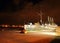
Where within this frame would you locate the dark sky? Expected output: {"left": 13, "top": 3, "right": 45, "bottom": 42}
{"left": 0, "top": 0, "right": 60, "bottom": 25}
{"left": 0, "top": 0, "right": 42, "bottom": 12}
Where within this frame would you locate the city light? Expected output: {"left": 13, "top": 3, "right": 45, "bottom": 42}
{"left": 24, "top": 14, "right": 58, "bottom": 36}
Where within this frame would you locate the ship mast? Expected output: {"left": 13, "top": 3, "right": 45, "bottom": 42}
{"left": 37, "top": 11, "right": 43, "bottom": 25}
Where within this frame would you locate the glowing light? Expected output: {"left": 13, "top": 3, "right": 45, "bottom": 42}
{"left": 27, "top": 31, "right": 57, "bottom": 36}
{"left": 40, "top": 32, "right": 56, "bottom": 35}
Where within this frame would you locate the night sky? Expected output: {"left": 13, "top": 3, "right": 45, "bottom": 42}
{"left": 0, "top": 0, "right": 60, "bottom": 25}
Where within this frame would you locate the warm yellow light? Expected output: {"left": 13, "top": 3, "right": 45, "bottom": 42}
{"left": 27, "top": 31, "right": 57, "bottom": 36}
{"left": 40, "top": 32, "right": 56, "bottom": 35}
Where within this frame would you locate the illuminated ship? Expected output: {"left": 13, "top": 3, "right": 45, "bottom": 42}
{"left": 24, "top": 11, "right": 58, "bottom": 33}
